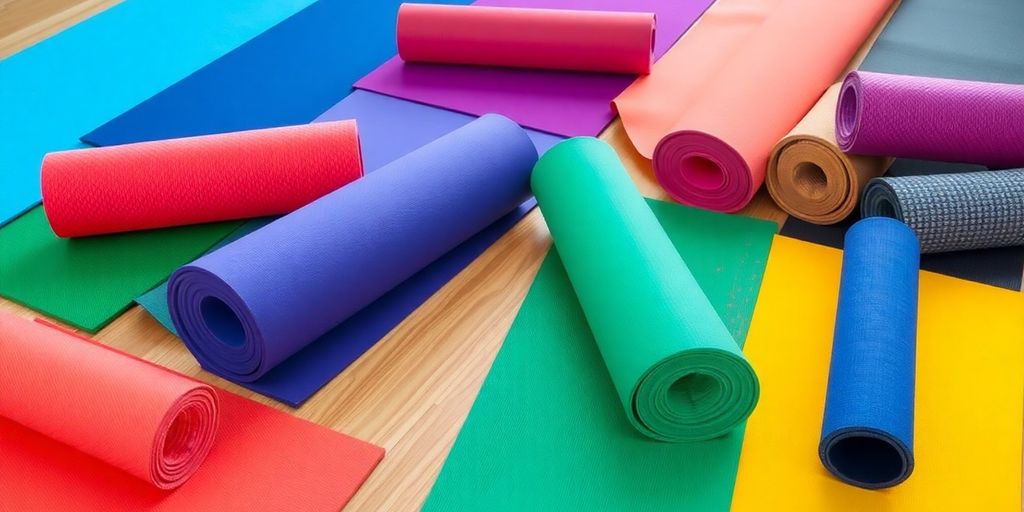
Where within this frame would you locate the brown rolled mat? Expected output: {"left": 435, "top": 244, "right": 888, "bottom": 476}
{"left": 766, "top": 84, "right": 892, "bottom": 225}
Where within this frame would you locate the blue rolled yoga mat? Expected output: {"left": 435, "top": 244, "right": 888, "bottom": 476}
{"left": 168, "top": 114, "right": 535, "bottom": 397}
{"left": 820, "top": 217, "right": 919, "bottom": 489}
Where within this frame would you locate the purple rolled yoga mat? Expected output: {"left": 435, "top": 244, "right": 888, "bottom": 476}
{"left": 837, "top": 71, "right": 1024, "bottom": 167}
{"left": 167, "top": 114, "right": 535, "bottom": 382}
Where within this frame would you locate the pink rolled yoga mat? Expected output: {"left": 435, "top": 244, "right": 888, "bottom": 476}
{"left": 837, "top": 71, "right": 1024, "bottom": 167}
{"left": 397, "top": 3, "right": 654, "bottom": 74}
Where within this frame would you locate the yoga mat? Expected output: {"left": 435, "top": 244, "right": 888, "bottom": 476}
{"left": 766, "top": 84, "right": 892, "bottom": 225}
{"left": 648, "top": 0, "right": 891, "bottom": 213}
{"left": 0, "top": 207, "right": 241, "bottom": 332}
{"left": 135, "top": 92, "right": 560, "bottom": 404}
{"left": 0, "top": 311, "right": 218, "bottom": 490}
{"left": 168, "top": 114, "right": 536, "bottom": 402}
{"left": 533, "top": 138, "right": 758, "bottom": 441}
{"left": 82, "top": 0, "right": 473, "bottom": 147}
{"left": 730, "top": 236, "right": 1024, "bottom": 510}
{"left": 0, "top": 313, "right": 384, "bottom": 511}
{"left": 862, "top": 170, "right": 1024, "bottom": 253}
{"left": 44, "top": 121, "right": 362, "bottom": 237}
{"left": 780, "top": 0, "right": 1024, "bottom": 290}
{"left": 397, "top": 4, "right": 655, "bottom": 74}
{"left": 424, "top": 201, "right": 776, "bottom": 510}
{"left": 356, "top": 0, "right": 714, "bottom": 137}
{"left": 0, "top": 0, "right": 314, "bottom": 225}
{"left": 820, "top": 218, "right": 918, "bottom": 489}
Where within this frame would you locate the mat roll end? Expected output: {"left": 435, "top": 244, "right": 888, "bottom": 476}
{"left": 652, "top": 130, "right": 752, "bottom": 213}
{"left": 153, "top": 385, "right": 220, "bottom": 489}
{"left": 835, "top": 71, "right": 863, "bottom": 152}
{"left": 819, "top": 427, "right": 914, "bottom": 490}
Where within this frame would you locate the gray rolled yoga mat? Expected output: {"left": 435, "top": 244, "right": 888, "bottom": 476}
{"left": 862, "top": 170, "right": 1024, "bottom": 253}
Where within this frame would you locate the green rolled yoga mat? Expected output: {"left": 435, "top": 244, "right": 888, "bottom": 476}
{"left": 532, "top": 137, "right": 759, "bottom": 442}
{"left": 424, "top": 196, "right": 775, "bottom": 510}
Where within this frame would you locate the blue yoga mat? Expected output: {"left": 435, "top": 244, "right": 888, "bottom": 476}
{"left": 81, "top": 0, "right": 473, "bottom": 147}
{"left": 0, "top": 0, "right": 314, "bottom": 225}
{"left": 820, "top": 217, "right": 919, "bottom": 489}
{"left": 135, "top": 91, "right": 561, "bottom": 405}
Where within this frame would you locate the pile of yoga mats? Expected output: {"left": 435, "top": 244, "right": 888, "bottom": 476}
{"left": 778, "top": 0, "right": 1024, "bottom": 290}
{"left": 424, "top": 207, "right": 776, "bottom": 506}
{"left": 729, "top": 236, "right": 1024, "bottom": 510}
{"left": 355, "top": 0, "right": 715, "bottom": 138}
{"left": 0, "top": 0, "right": 315, "bottom": 225}
{"left": 152, "top": 105, "right": 559, "bottom": 406}
{"left": 0, "top": 312, "right": 384, "bottom": 511}
{"left": 83, "top": 0, "right": 473, "bottom": 146}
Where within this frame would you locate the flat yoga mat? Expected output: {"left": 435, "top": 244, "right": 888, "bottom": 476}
{"left": 780, "top": 0, "right": 1024, "bottom": 290}
{"left": 820, "top": 218, "right": 918, "bottom": 489}
{"left": 135, "top": 93, "right": 561, "bottom": 399}
{"left": 397, "top": 4, "right": 655, "bottom": 74}
{"left": 43, "top": 122, "right": 362, "bottom": 237}
{"left": 837, "top": 71, "right": 1024, "bottom": 166}
{"left": 862, "top": 170, "right": 1024, "bottom": 253}
{"left": 0, "top": 0, "right": 314, "bottom": 225}
{"left": 356, "top": 0, "right": 714, "bottom": 137}
{"left": 424, "top": 201, "right": 776, "bottom": 510}
{"left": 533, "top": 138, "right": 758, "bottom": 441}
{"left": 168, "top": 114, "right": 538, "bottom": 404}
{"left": 82, "top": 0, "right": 472, "bottom": 147}
{"left": 730, "top": 236, "right": 1024, "bottom": 510}
{"left": 646, "top": 0, "right": 891, "bottom": 212}
{"left": 0, "top": 312, "right": 384, "bottom": 511}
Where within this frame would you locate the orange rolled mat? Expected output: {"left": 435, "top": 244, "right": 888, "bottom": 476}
{"left": 396, "top": 4, "right": 655, "bottom": 74}
{"left": 0, "top": 311, "right": 218, "bottom": 490}
{"left": 41, "top": 120, "right": 363, "bottom": 237}
{"left": 614, "top": 0, "right": 892, "bottom": 212}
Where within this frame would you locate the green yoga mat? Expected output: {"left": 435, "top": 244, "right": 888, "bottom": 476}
{"left": 0, "top": 207, "right": 239, "bottom": 331}
{"left": 424, "top": 143, "right": 775, "bottom": 509}
{"left": 532, "top": 138, "right": 759, "bottom": 441}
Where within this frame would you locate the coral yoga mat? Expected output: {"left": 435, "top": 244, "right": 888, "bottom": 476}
{"left": 43, "top": 121, "right": 361, "bottom": 237}
{"left": 0, "top": 311, "right": 384, "bottom": 511}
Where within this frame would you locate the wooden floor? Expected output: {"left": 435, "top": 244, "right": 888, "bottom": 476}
{"left": 0, "top": 2, "right": 1017, "bottom": 510}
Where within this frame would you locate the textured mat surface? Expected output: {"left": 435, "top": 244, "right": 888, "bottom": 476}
{"left": 731, "top": 236, "right": 1024, "bottom": 510}
{"left": 82, "top": 0, "right": 471, "bottom": 147}
{"left": 356, "top": 0, "right": 713, "bottom": 137}
{"left": 819, "top": 218, "right": 918, "bottom": 489}
{"left": 0, "top": 0, "right": 314, "bottom": 224}
{"left": 44, "top": 122, "right": 361, "bottom": 237}
{"left": 423, "top": 201, "right": 775, "bottom": 510}
{"left": 0, "top": 314, "right": 384, "bottom": 511}
{"left": 862, "top": 170, "right": 1024, "bottom": 253}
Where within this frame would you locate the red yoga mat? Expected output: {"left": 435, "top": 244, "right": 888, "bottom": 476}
{"left": 41, "top": 120, "right": 363, "bottom": 238}
{"left": 396, "top": 3, "right": 655, "bottom": 74}
{"left": 0, "top": 311, "right": 384, "bottom": 511}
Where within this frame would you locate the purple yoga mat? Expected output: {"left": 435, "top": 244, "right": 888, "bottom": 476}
{"left": 837, "top": 71, "right": 1024, "bottom": 167}
{"left": 167, "top": 114, "right": 535, "bottom": 385}
{"left": 355, "top": 0, "right": 713, "bottom": 137}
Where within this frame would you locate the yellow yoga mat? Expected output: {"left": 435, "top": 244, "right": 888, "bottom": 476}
{"left": 732, "top": 236, "right": 1023, "bottom": 510}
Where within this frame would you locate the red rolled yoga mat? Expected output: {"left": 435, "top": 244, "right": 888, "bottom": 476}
{"left": 41, "top": 121, "right": 363, "bottom": 237}
{"left": 396, "top": 3, "right": 655, "bottom": 74}
{"left": 836, "top": 71, "right": 1024, "bottom": 167}
{"left": 0, "top": 310, "right": 384, "bottom": 511}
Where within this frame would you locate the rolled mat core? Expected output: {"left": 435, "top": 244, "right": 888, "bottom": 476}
{"left": 168, "top": 114, "right": 536, "bottom": 384}
{"left": 0, "top": 311, "right": 218, "bottom": 490}
{"left": 532, "top": 137, "right": 758, "bottom": 441}
{"left": 819, "top": 217, "right": 918, "bottom": 489}
{"left": 41, "top": 121, "right": 363, "bottom": 237}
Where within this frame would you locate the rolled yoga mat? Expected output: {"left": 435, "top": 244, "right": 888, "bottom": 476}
{"left": 397, "top": 3, "right": 654, "bottom": 74}
{"left": 0, "top": 310, "right": 218, "bottom": 490}
{"left": 820, "top": 217, "right": 918, "bottom": 489}
{"left": 837, "top": 71, "right": 1024, "bottom": 167}
{"left": 650, "top": 0, "right": 891, "bottom": 213}
{"left": 532, "top": 137, "right": 758, "bottom": 441}
{"left": 861, "top": 170, "right": 1024, "bottom": 253}
{"left": 168, "top": 114, "right": 535, "bottom": 385}
{"left": 42, "top": 121, "right": 362, "bottom": 238}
